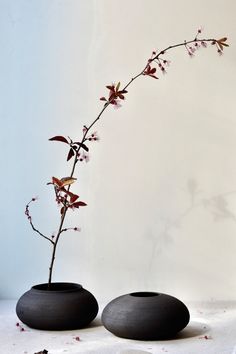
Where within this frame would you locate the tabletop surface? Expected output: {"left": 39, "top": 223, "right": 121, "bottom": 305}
{"left": 0, "top": 300, "right": 236, "bottom": 354}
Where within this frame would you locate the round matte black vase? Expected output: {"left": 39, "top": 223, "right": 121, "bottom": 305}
{"left": 102, "top": 291, "right": 190, "bottom": 340}
{"left": 16, "top": 282, "right": 98, "bottom": 330}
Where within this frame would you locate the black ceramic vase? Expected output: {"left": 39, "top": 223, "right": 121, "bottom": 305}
{"left": 16, "top": 282, "right": 98, "bottom": 330}
{"left": 102, "top": 291, "right": 190, "bottom": 340}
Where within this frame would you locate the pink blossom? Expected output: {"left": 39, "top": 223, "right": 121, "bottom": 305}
{"left": 83, "top": 153, "right": 89, "bottom": 162}
{"left": 201, "top": 41, "right": 207, "bottom": 48}
{"left": 87, "top": 132, "right": 100, "bottom": 141}
{"left": 113, "top": 99, "right": 122, "bottom": 109}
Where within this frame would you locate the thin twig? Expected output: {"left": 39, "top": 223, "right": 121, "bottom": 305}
{"left": 40, "top": 33, "right": 228, "bottom": 286}
{"left": 29, "top": 219, "right": 54, "bottom": 244}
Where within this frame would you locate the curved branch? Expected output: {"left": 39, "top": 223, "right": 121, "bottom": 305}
{"left": 47, "top": 33, "right": 228, "bottom": 286}
{"left": 29, "top": 219, "right": 55, "bottom": 245}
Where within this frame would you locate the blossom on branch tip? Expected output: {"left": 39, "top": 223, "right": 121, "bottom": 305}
{"left": 25, "top": 197, "right": 39, "bottom": 222}
{"left": 82, "top": 153, "right": 90, "bottom": 162}
{"left": 83, "top": 125, "right": 88, "bottom": 134}
{"left": 77, "top": 152, "right": 89, "bottom": 162}
{"left": 211, "top": 37, "right": 229, "bottom": 56}
{"left": 30, "top": 196, "right": 39, "bottom": 202}
{"left": 87, "top": 131, "right": 100, "bottom": 142}
{"left": 113, "top": 99, "right": 122, "bottom": 109}
{"left": 100, "top": 82, "right": 128, "bottom": 107}
{"left": 185, "top": 43, "right": 195, "bottom": 58}
{"left": 216, "top": 37, "right": 229, "bottom": 50}
{"left": 195, "top": 26, "right": 204, "bottom": 39}
{"left": 163, "top": 59, "right": 171, "bottom": 66}
{"left": 61, "top": 227, "right": 81, "bottom": 233}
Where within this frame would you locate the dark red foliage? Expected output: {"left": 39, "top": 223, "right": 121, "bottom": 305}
{"left": 72, "top": 201, "right": 87, "bottom": 208}
{"left": 49, "top": 176, "right": 87, "bottom": 214}
{"left": 70, "top": 194, "right": 79, "bottom": 204}
{"left": 49, "top": 136, "right": 69, "bottom": 144}
{"left": 100, "top": 82, "right": 128, "bottom": 106}
{"left": 143, "top": 64, "right": 158, "bottom": 79}
{"left": 67, "top": 148, "right": 75, "bottom": 161}
{"left": 49, "top": 135, "right": 89, "bottom": 164}
{"left": 73, "top": 142, "right": 89, "bottom": 152}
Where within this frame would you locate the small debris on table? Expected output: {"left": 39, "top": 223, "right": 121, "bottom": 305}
{"left": 16, "top": 322, "right": 25, "bottom": 332}
{"left": 199, "top": 335, "right": 212, "bottom": 340}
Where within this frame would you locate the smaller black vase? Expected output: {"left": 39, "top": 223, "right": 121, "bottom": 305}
{"left": 102, "top": 291, "right": 190, "bottom": 340}
{"left": 16, "top": 282, "right": 98, "bottom": 330}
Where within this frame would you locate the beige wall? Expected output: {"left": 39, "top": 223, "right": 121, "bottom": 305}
{"left": 0, "top": 0, "right": 235, "bottom": 301}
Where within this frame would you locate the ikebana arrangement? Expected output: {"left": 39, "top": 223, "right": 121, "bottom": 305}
{"left": 16, "top": 29, "right": 228, "bottom": 337}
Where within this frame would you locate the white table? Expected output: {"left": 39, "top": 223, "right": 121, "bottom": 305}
{"left": 0, "top": 300, "right": 235, "bottom": 354}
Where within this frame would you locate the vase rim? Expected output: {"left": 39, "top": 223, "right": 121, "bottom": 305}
{"left": 129, "top": 291, "right": 160, "bottom": 297}
{"left": 31, "top": 282, "right": 83, "bottom": 293}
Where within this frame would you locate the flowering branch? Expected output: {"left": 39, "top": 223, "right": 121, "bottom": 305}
{"left": 25, "top": 29, "right": 229, "bottom": 288}
{"left": 25, "top": 198, "right": 54, "bottom": 244}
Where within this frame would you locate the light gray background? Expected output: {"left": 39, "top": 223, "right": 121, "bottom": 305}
{"left": 0, "top": 0, "right": 235, "bottom": 302}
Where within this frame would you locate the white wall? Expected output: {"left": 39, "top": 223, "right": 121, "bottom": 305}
{"left": 0, "top": 0, "right": 236, "bottom": 303}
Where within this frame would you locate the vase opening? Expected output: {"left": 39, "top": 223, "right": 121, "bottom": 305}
{"left": 130, "top": 291, "right": 160, "bottom": 297}
{"left": 32, "top": 282, "right": 82, "bottom": 292}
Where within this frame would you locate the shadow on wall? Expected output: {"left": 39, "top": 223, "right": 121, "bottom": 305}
{"left": 147, "top": 178, "right": 236, "bottom": 273}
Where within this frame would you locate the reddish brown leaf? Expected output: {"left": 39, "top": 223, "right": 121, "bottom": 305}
{"left": 70, "top": 193, "right": 79, "bottom": 204}
{"left": 73, "top": 142, "right": 89, "bottom": 152}
{"left": 116, "top": 82, "right": 121, "bottom": 91}
{"left": 73, "top": 201, "right": 87, "bottom": 208}
{"left": 67, "top": 148, "right": 75, "bottom": 161}
{"left": 217, "top": 37, "right": 228, "bottom": 43}
{"left": 216, "top": 37, "right": 229, "bottom": 50}
{"left": 106, "top": 85, "right": 115, "bottom": 91}
{"left": 143, "top": 65, "right": 158, "bottom": 79}
{"left": 60, "top": 206, "right": 65, "bottom": 215}
{"left": 60, "top": 177, "right": 77, "bottom": 187}
{"left": 149, "top": 67, "right": 157, "bottom": 74}
{"left": 52, "top": 177, "right": 63, "bottom": 187}
{"left": 217, "top": 41, "right": 224, "bottom": 51}
{"left": 67, "top": 190, "right": 76, "bottom": 198}
{"left": 49, "top": 136, "right": 68, "bottom": 144}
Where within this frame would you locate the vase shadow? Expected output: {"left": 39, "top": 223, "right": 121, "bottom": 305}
{"left": 87, "top": 317, "right": 103, "bottom": 328}
{"left": 173, "top": 321, "right": 210, "bottom": 340}
{"left": 137, "top": 321, "right": 210, "bottom": 341}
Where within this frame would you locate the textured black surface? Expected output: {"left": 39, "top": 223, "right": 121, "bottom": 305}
{"left": 102, "top": 291, "right": 190, "bottom": 340}
{"left": 16, "top": 282, "right": 99, "bottom": 330}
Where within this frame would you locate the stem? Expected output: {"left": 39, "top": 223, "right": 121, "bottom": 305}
{"left": 48, "top": 208, "right": 67, "bottom": 286}
{"left": 47, "top": 35, "right": 218, "bottom": 287}
{"left": 29, "top": 219, "right": 54, "bottom": 244}
{"left": 25, "top": 202, "right": 54, "bottom": 244}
